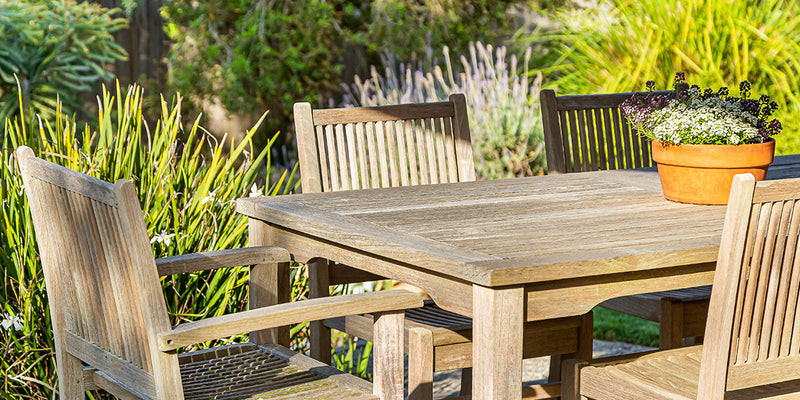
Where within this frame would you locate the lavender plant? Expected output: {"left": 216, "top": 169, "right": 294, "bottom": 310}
{"left": 621, "top": 73, "right": 782, "bottom": 146}
{"left": 342, "top": 41, "right": 546, "bottom": 178}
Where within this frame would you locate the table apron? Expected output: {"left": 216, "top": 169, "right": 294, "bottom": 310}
{"left": 258, "top": 221, "right": 717, "bottom": 322}
{"left": 524, "top": 262, "right": 716, "bottom": 320}
{"left": 263, "top": 223, "right": 475, "bottom": 317}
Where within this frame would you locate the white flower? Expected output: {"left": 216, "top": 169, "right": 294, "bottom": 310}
{"left": 200, "top": 189, "right": 217, "bottom": 205}
{"left": 150, "top": 231, "right": 176, "bottom": 246}
{"left": 249, "top": 183, "right": 263, "bottom": 198}
{"left": 2, "top": 313, "right": 23, "bottom": 331}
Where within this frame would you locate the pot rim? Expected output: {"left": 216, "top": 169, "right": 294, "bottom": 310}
{"left": 651, "top": 138, "right": 775, "bottom": 169}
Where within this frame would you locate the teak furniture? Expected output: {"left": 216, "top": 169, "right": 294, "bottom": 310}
{"left": 16, "top": 146, "right": 422, "bottom": 400}
{"left": 237, "top": 154, "right": 800, "bottom": 400}
{"left": 294, "top": 94, "right": 592, "bottom": 399}
{"left": 563, "top": 174, "right": 800, "bottom": 400}
{"left": 540, "top": 88, "right": 711, "bottom": 349}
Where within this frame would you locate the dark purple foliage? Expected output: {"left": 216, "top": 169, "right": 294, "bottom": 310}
{"left": 623, "top": 72, "right": 782, "bottom": 141}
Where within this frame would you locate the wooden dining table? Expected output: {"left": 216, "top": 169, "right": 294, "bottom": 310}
{"left": 236, "top": 154, "right": 800, "bottom": 399}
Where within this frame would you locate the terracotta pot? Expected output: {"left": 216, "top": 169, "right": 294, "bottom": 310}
{"left": 651, "top": 138, "right": 775, "bottom": 204}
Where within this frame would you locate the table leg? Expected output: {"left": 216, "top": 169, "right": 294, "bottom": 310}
{"left": 472, "top": 284, "right": 524, "bottom": 400}
{"left": 248, "top": 219, "right": 290, "bottom": 346}
{"left": 309, "top": 259, "right": 332, "bottom": 364}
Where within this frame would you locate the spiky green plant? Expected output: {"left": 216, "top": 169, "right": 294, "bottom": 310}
{"left": 0, "top": 82, "right": 300, "bottom": 397}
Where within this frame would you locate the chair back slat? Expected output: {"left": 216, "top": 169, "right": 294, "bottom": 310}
{"left": 376, "top": 122, "right": 396, "bottom": 187}
{"left": 697, "top": 175, "right": 800, "bottom": 397}
{"left": 295, "top": 94, "right": 475, "bottom": 193}
{"left": 541, "top": 89, "right": 669, "bottom": 174}
{"left": 17, "top": 147, "right": 181, "bottom": 398}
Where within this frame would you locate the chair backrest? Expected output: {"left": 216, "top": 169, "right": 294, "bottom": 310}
{"left": 16, "top": 147, "right": 182, "bottom": 399}
{"left": 698, "top": 173, "right": 800, "bottom": 398}
{"left": 294, "top": 93, "right": 475, "bottom": 193}
{"left": 540, "top": 89, "right": 671, "bottom": 174}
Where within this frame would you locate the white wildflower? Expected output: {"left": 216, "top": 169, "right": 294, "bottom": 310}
{"left": 2, "top": 313, "right": 23, "bottom": 331}
{"left": 200, "top": 189, "right": 217, "bottom": 205}
{"left": 150, "top": 231, "right": 175, "bottom": 246}
{"left": 649, "top": 98, "right": 759, "bottom": 145}
{"left": 249, "top": 183, "right": 263, "bottom": 198}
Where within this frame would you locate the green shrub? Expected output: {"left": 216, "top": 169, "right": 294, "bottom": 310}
{"left": 518, "top": 0, "right": 800, "bottom": 154}
{"left": 0, "top": 0, "right": 127, "bottom": 127}
{"left": 364, "top": 1, "right": 515, "bottom": 62}
{"left": 160, "top": 1, "right": 516, "bottom": 139}
{"left": 0, "top": 83, "right": 299, "bottom": 397}
{"left": 161, "top": 0, "right": 351, "bottom": 132}
{"left": 343, "top": 41, "right": 546, "bottom": 178}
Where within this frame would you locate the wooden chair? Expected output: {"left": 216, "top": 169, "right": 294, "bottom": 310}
{"left": 295, "top": 94, "right": 594, "bottom": 399}
{"left": 562, "top": 173, "right": 800, "bottom": 400}
{"left": 16, "top": 146, "right": 422, "bottom": 400}
{"left": 540, "top": 88, "right": 710, "bottom": 349}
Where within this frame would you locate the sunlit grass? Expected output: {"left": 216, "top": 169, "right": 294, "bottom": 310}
{"left": 593, "top": 307, "right": 659, "bottom": 348}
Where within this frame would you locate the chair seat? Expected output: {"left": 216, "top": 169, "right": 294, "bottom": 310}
{"left": 580, "top": 345, "right": 703, "bottom": 400}
{"left": 599, "top": 286, "right": 712, "bottom": 322}
{"left": 179, "top": 343, "right": 376, "bottom": 400}
{"left": 326, "top": 300, "right": 586, "bottom": 369}
{"left": 579, "top": 345, "right": 800, "bottom": 400}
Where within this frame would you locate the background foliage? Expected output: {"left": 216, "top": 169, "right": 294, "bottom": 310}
{"left": 160, "top": 0, "right": 516, "bottom": 137}
{"left": 0, "top": 83, "right": 298, "bottom": 398}
{"left": 520, "top": 0, "right": 800, "bottom": 154}
{"left": 344, "top": 41, "right": 546, "bottom": 178}
{"left": 0, "top": 0, "right": 127, "bottom": 129}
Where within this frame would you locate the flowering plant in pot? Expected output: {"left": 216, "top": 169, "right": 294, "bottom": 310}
{"left": 620, "top": 72, "right": 782, "bottom": 204}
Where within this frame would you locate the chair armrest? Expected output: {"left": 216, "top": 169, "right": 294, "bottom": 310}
{"left": 157, "top": 289, "right": 423, "bottom": 351}
{"left": 155, "top": 246, "right": 291, "bottom": 276}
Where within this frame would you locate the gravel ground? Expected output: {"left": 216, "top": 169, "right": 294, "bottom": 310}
{"left": 431, "top": 339, "right": 656, "bottom": 398}
{"left": 336, "top": 339, "right": 656, "bottom": 399}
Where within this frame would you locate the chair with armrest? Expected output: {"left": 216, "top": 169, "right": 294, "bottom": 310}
{"left": 16, "top": 145, "right": 421, "bottom": 400}
{"left": 540, "top": 88, "right": 710, "bottom": 349}
{"left": 562, "top": 173, "right": 800, "bottom": 400}
{"left": 294, "top": 94, "right": 594, "bottom": 399}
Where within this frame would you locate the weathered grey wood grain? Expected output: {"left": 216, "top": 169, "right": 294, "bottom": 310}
{"left": 238, "top": 156, "right": 800, "bottom": 399}
{"left": 17, "top": 146, "right": 413, "bottom": 400}
{"left": 569, "top": 174, "right": 800, "bottom": 400}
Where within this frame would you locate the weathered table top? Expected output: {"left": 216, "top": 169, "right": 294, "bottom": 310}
{"left": 238, "top": 154, "right": 800, "bottom": 286}
{"left": 237, "top": 154, "right": 800, "bottom": 400}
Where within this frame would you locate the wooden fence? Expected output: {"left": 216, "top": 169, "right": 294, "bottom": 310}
{"left": 91, "top": 0, "right": 167, "bottom": 88}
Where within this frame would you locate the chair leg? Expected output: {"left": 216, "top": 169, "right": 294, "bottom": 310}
{"left": 685, "top": 335, "right": 703, "bottom": 345}
{"left": 552, "top": 311, "right": 594, "bottom": 384}
{"left": 459, "top": 368, "right": 473, "bottom": 397}
{"left": 408, "top": 327, "right": 434, "bottom": 400}
{"left": 374, "top": 311, "right": 405, "bottom": 400}
{"left": 577, "top": 312, "right": 594, "bottom": 361}
{"left": 58, "top": 349, "right": 86, "bottom": 399}
{"left": 560, "top": 358, "right": 588, "bottom": 400}
{"left": 659, "top": 298, "right": 684, "bottom": 349}
{"left": 309, "top": 260, "right": 332, "bottom": 364}
{"left": 548, "top": 355, "right": 562, "bottom": 383}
